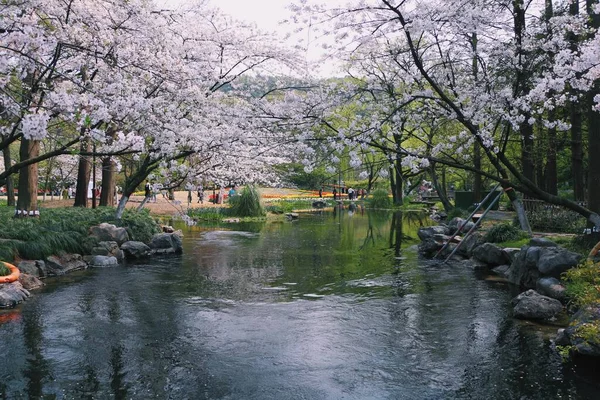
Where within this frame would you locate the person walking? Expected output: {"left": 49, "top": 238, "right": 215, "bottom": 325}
{"left": 333, "top": 188, "right": 337, "bottom": 200}
{"left": 197, "top": 186, "right": 204, "bottom": 204}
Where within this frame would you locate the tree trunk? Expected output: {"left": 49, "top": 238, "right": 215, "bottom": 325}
{"left": 471, "top": 32, "right": 482, "bottom": 202}
{"left": 2, "top": 146, "right": 15, "bottom": 206}
{"left": 430, "top": 165, "right": 453, "bottom": 212}
{"left": 570, "top": 0, "right": 584, "bottom": 201}
{"left": 99, "top": 157, "right": 116, "bottom": 206}
{"left": 73, "top": 140, "right": 91, "bottom": 207}
{"left": 393, "top": 157, "right": 403, "bottom": 205}
{"left": 16, "top": 139, "right": 40, "bottom": 216}
{"left": 544, "top": 123, "right": 558, "bottom": 195}
{"left": 389, "top": 166, "right": 397, "bottom": 204}
{"left": 587, "top": 0, "right": 600, "bottom": 220}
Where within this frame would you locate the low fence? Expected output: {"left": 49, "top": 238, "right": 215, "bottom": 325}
{"left": 521, "top": 198, "right": 587, "bottom": 233}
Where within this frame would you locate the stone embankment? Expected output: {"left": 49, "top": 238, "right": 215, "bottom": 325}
{"left": 418, "top": 217, "right": 599, "bottom": 358}
{"left": 0, "top": 223, "right": 182, "bottom": 309}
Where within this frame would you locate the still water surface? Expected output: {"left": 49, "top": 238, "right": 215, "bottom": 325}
{"left": 0, "top": 209, "right": 598, "bottom": 399}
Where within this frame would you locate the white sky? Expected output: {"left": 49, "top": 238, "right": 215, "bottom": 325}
{"left": 159, "top": 0, "right": 341, "bottom": 76}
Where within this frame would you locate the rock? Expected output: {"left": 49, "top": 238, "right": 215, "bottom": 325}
{"left": 512, "top": 289, "right": 563, "bottom": 320}
{"left": 537, "top": 247, "right": 582, "bottom": 277}
{"left": 223, "top": 218, "right": 240, "bottom": 223}
{"left": 312, "top": 200, "right": 327, "bottom": 208}
{"left": 417, "top": 226, "right": 449, "bottom": 241}
{"left": 561, "top": 305, "right": 600, "bottom": 357}
{"left": 457, "top": 232, "right": 484, "bottom": 258}
{"left": 17, "top": 260, "right": 47, "bottom": 278}
{"left": 286, "top": 213, "right": 299, "bottom": 220}
{"left": 0, "top": 281, "right": 30, "bottom": 308}
{"left": 121, "top": 241, "right": 152, "bottom": 259}
{"left": 45, "top": 254, "right": 87, "bottom": 276}
{"left": 18, "top": 274, "right": 44, "bottom": 290}
{"left": 149, "top": 232, "right": 183, "bottom": 254}
{"left": 536, "top": 277, "right": 567, "bottom": 302}
{"left": 492, "top": 264, "right": 510, "bottom": 278}
{"left": 89, "top": 256, "right": 118, "bottom": 267}
{"left": 448, "top": 217, "right": 475, "bottom": 233}
{"left": 506, "top": 246, "right": 540, "bottom": 289}
{"left": 89, "top": 223, "right": 129, "bottom": 246}
{"left": 529, "top": 237, "right": 557, "bottom": 247}
{"left": 91, "top": 241, "right": 124, "bottom": 262}
{"left": 418, "top": 238, "right": 442, "bottom": 257}
{"left": 502, "top": 248, "right": 521, "bottom": 264}
{"left": 162, "top": 225, "right": 175, "bottom": 233}
{"left": 472, "top": 243, "right": 507, "bottom": 266}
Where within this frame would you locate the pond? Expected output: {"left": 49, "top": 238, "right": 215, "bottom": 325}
{"left": 0, "top": 208, "right": 598, "bottom": 399}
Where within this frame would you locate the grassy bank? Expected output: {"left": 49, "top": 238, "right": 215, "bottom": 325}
{"left": 0, "top": 207, "right": 160, "bottom": 261}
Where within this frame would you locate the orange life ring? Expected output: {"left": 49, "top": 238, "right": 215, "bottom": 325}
{"left": 0, "top": 262, "right": 20, "bottom": 284}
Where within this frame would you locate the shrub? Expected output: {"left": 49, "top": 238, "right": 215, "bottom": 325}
{"left": 526, "top": 207, "right": 587, "bottom": 234}
{"left": 484, "top": 223, "right": 529, "bottom": 243}
{"left": 0, "top": 263, "right": 9, "bottom": 276}
{"left": 228, "top": 185, "right": 265, "bottom": 217}
{"left": 367, "top": 189, "right": 392, "bottom": 209}
{"left": 0, "top": 207, "right": 160, "bottom": 261}
{"left": 563, "top": 260, "right": 600, "bottom": 307}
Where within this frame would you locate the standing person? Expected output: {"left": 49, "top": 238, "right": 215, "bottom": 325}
{"left": 197, "top": 186, "right": 204, "bottom": 204}
{"left": 187, "top": 190, "right": 192, "bottom": 206}
{"left": 348, "top": 187, "right": 354, "bottom": 200}
{"left": 333, "top": 187, "right": 337, "bottom": 200}
{"left": 219, "top": 186, "right": 225, "bottom": 204}
{"left": 319, "top": 187, "right": 323, "bottom": 198}
{"left": 144, "top": 181, "right": 151, "bottom": 200}
{"left": 228, "top": 186, "right": 236, "bottom": 199}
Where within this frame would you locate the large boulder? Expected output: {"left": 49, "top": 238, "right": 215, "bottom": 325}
{"left": 560, "top": 305, "right": 600, "bottom": 357}
{"left": 512, "top": 289, "right": 563, "bottom": 320}
{"left": 45, "top": 254, "right": 87, "bottom": 276}
{"left": 502, "top": 248, "right": 522, "bottom": 264}
{"left": 149, "top": 232, "right": 183, "bottom": 255}
{"left": 0, "top": 281, "right": 30, "bottom": 308}
{"left": 18, "top": 274, "right": 44, "bottom": 290}
{"left": 537, "top": 247, "right": 582, "bottom": 277}
{"left": 121, "top": 241, "right": 152, "bottom": 260}
{"left": 529, "top": 237, "right": 557, "bottom": 247}
{"left": 536, "top": 277, "right": 566, "bottom": 302}
{"left": 91, "top": 241, "right": 124, "bottom": 262}
{"left": 457, "top": 232, "right": 484, "bottom": 258}
{"left": 17, "top": 260, "right": 47, "bottom": 278}
{"left": 418, "top": 238, "right": 442, "bottom": 257}
{"left": 417, "top": 226, "right": 449, "bottom": 241}
{"left": 89, "top": 223, "right": 129, "bottom": 246}
{"left": 472, "top": 243, "right": 507, "bottom": 266}
{"left": 448, "top": 217, "right": 475, "bottom": 233}
{"left": 88, "top": 256, "right": 118, "bottom": 268}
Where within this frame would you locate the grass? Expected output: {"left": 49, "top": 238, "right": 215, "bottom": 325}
{"left": 0, "top": 262, "right": 9, "bottom": 276}
{"left": 0, "top": 206, "right": 160, "bottom": 261}
{"left": 228, "top": 185, "right": 265, "bottom": 217}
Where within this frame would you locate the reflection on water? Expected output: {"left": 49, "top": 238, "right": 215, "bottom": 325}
{"left": 0, "top": 209, "right": 599, "bottom": 399}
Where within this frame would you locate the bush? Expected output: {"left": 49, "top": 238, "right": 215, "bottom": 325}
{"left": 367, "top": 189, "right": 392, "bottom": 209}
{"left": 484, "top": 223, "right": 529, "bottom": 243}
{"left": 526, "top": 207, "right": 587, "bottom": 234}
{"left": 446, "top": 207, "right": 467, "bottom": 220}
{"left": 0, "top": 263, "right": 9, "bottom": 276}
{"left": 0, "top": 206, "right": 160, "bottom": 261}
{"left": 563, "top": 260, "right": 600, "bottom": 307}
{"left": 227, "top": 185, "right": 265, "bottom": 217}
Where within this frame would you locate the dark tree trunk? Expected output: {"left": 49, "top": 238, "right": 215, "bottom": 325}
{"left": 587, "top": 0, "right": 600, "bottom": 216}
{"left": 99, "top": 157, "right": 116, "bottom": 206}
{"left": 570, "top": 0, "right": 584, "bottom": 201}
{"left": 16, "top": 139, "right": 40, "bottom": 216}
{"left": 430, "top": 165, "right": 453, "bottom": 212}
{"left": 2, "top": 146, "right": 15, "bottom": 206}
{"left": 74, "top": 140, "right": 91, "bottom": 207}
{"left": 471, "top": 33, "right": 482, "bottom": 202}
{"left": 393, "top": 156, "right": 403, "bottom": 205}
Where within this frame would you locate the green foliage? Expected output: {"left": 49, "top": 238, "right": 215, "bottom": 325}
{"left": 446, "top": 208, "right": 467, "bottom": 220}
{"left": 0, "top": 206, "right": 160, "bottom": 261}
{"left": 563, "top": 260, "right": 600, "bottom": 307}
{"left": 187, "top": 207, "right": 227, "bottom": 221}
{"left": 526, "top": 208, "right": 587, "bottom": 234}
{"left": 275, "top": 163, "right": 329, "bottom": 189}
{"left": 227, "top": 185, "right": 265, "bottom": 217}
{"left": 264, "top": 199, "right": 325, "bottom": 214}
{"left": 484, "top": 223, "right": 529, "bottom": 243}
{"left": 367, "top": 189, "right": 392, "bottom": 209}
{"left": 0, "top": 263, "right": 9, "bottom": 276}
